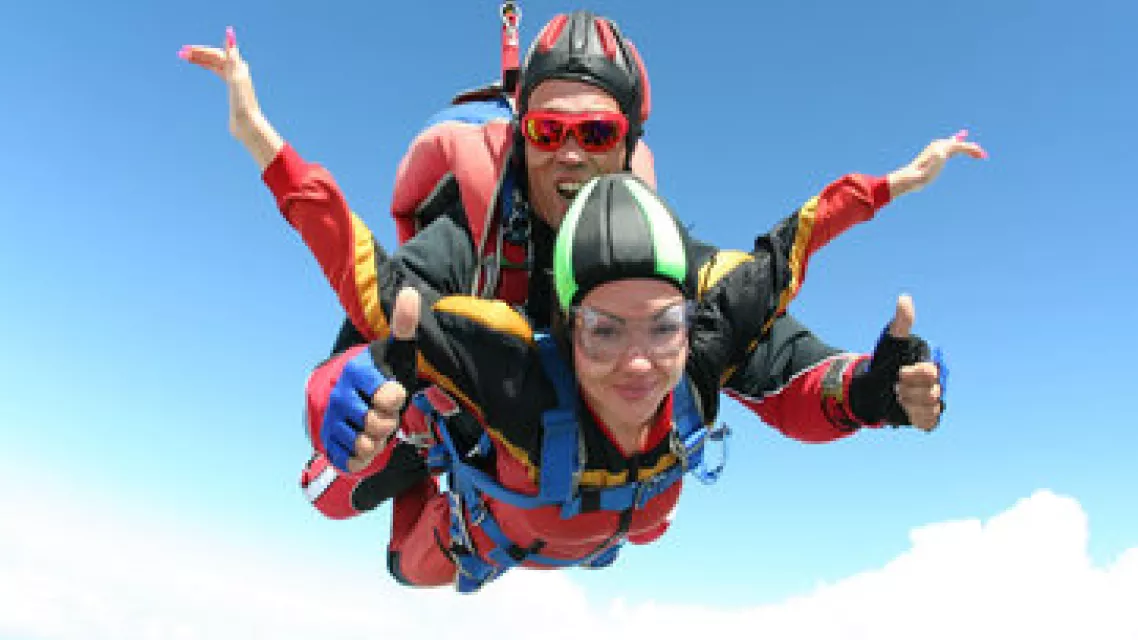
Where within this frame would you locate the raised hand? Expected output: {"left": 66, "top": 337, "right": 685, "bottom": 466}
{"left": 178, "top": 27, "right": 282, "bottom": 168}
{"left": 849, "top": 295, "right": 945, "bottom": 431}
{"left": 887, "top": 130, "right": 988, "bottom": 199}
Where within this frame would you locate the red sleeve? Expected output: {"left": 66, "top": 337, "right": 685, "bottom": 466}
{"left": 725, "top": 354, "right": 884, "bottom": 443}
{"left": 775, "top": 174, "right": 892, "bottom": 317}
{"left": 736, "top": 176, "right": 892, "bottom": 436}
{"left": 803, "top": 174, "right": 892, "bottom": 257}
{"left": 300, "top": 453, "right": 369, "bottom": 520}
{"left": 262, "top": 144, "right": 389, "bottom": 341}
{"left": 299, "top": 346, "right": 398, "bottom": 520}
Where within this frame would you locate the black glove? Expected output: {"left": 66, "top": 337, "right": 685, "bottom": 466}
{"left": 378, "top": 333, "right": 419, "bottom": 397}
{"left": 848, "top": 326, "right": 939, "bottom": 427}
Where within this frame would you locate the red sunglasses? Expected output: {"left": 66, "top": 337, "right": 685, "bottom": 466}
{"left": 521, "top": 110, "right": 629, "bottom": 153}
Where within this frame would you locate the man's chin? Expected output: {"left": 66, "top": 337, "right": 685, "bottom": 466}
{"left": 531, "top": 195, "right": 567, "bottom": 228}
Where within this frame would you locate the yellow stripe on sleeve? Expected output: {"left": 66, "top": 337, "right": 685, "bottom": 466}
{"left": 762, "top": 196, "right": 818, "bottom": 334}
{"left": 349, "top": 213, "right": 389, "bottom": 338}
{"left": 697, "top": 250, "right": 754, "bottom": 298}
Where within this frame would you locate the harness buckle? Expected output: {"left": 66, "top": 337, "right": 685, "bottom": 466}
{"left": 692, "top": 422, "right": 731, "bottom": 485}
{"left": 502, "top": 202, "right": 531, "bottom": 246}
{"left": 468, "top": 498, "right": 488, "bottom": 528}
{"left": 669, "top": 429, "right": 689, "bottom": 472}
{"left": 425, "top": 445, "right": 451, "bottom": 473}
{"left": 570, "top": 469, "right": 583, "bottom": 498}
{"left": 581, "top": 539, "right": 624, "bottom": 569}
{"left": 633, "top": 474, "right": 664, "bottom": 510}
{"left": 448, "top": 492, "right": 476, "bottom": 549}
{"left": 500, "top": 1, "right": 520, "bottom": 29}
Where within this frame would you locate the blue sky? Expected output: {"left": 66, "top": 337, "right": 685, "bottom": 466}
{"left": 2, "top": 0, "right": 1136, "bottom": 634}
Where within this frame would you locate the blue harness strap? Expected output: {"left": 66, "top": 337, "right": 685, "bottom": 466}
{"left": 672, "top": 377, "right": 731, "bottom": 485}
{"left": 417, "top": 333, "right": 731, "bottom": 592}
{"left": 533, "top": 334, "right": 582, "bottom": 503}
{"left": 555, "top": 376, "right": 730, "bottom": 517}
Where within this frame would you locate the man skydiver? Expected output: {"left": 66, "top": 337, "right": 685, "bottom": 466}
{"left": 180, "top": 12, "right": 982, "bottom": 579}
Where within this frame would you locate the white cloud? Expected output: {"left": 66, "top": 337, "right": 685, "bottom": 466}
{"left": 600, "top": 492, "right": 1138, "bottom": 639}
{"left": 1, "top": 479, "right": 1135, "bottom": 640}
{"left": 0, "top": 473, "right": 594, "bottom": 640}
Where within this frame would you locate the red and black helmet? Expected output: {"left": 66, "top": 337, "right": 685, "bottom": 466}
{"left": 517, "top": 11, "right": 652, "bottom": 144}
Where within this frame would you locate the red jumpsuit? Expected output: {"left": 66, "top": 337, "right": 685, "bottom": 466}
{"left": 266, "top": 137, "right": 894, "bottom": 586}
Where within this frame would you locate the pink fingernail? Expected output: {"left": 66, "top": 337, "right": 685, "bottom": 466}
{"left": 226, "top": 26, "right": 236, "bottom": 48}
{"left": 978, "top": 148, "right": 990, "bottom": 160}
{"left": 953, "top": 129, "right": 969, "bottom": 141}
{"left": 177, "top": 45, "right": 191, "bottom": 60}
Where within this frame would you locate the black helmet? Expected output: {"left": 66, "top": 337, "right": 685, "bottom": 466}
{"left": 517, "top": 11, "right": 652, "bottom": 145}
{"left": 553, "top": 173, "right": 692, "bottom": 311}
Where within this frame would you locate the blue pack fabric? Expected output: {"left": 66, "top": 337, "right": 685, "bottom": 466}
{"left": 421, "top": 96, "right": 513, "bottom": 129}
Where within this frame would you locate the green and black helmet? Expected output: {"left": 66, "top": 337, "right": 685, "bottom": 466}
{"left": 553, "top": 173, "right": 694, "bottom": 311}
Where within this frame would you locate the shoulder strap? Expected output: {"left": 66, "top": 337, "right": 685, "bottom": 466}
{"left": 425, "top": 95, "right": 512, "bottom": 128}
{"left": 533, "top": 333, "right": 582, "bottom": 502}
{"left": 671, "top": 375, "right": 704, "bottom": 440}
{"left": 425, "top": 333, "right": 583, "bottom": 511}
{"left": 671, "top": 375, "right": 730, "bottom": 485}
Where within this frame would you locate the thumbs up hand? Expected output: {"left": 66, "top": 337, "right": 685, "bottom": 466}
{"left": 346, "top": 287, "right": 424, "bottom": 472}
{"left": 317, "top": 287, "right": 423, "bottom": 474}
{"left": 382, "top": 287, "right": 423, "bottom": 393}
{"left": 849, "top": 295, "right": 946, "bottom": 432}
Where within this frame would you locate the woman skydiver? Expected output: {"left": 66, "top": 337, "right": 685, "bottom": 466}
{"left": 356, "top": 172, "right": 947, "bottom": 591}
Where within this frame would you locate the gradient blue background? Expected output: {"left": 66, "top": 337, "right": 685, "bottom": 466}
{"left": 2, "top": 0, "right": 1134, "bottom": 606}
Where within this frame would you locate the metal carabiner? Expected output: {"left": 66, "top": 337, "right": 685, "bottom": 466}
{"left": 499, "top": 1, "right": 522, "bottom": 92}
{"left": 500, "top": 1, "right": 521, "bottom": 27}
